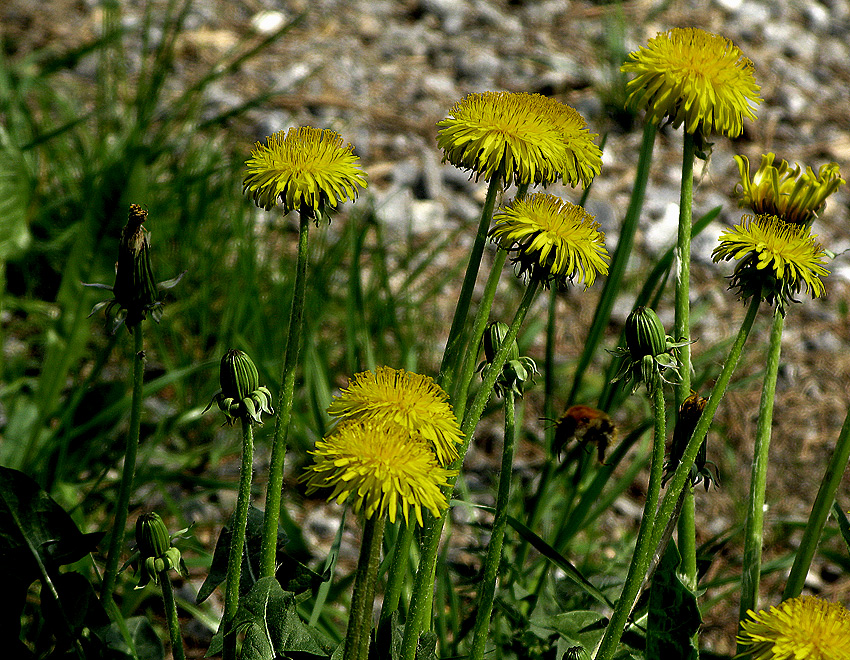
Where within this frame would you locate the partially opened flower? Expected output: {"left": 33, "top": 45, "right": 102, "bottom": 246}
{"left": 327, "top": 366, "right": 463, "bottom": 466}
{"left": 490, "top": 193, "right": 609, "bottom": 289}
{"left": 735, "top": 153, "right": 844, "bottom": 229}
{"left": 436, "top": 92, "right": 602, "bottom": 188}
{"left": 621, "top": 28, "right": 761, "bottom": 138}
{"left": 302, "top": 421, "right": 456, "bottom": 525}
{"left": 712, "top": 214, "right": 829, "bottom": 313}
{"left": 737, "top": 596, "right": 850, "bottom": 660}
{"left": 243, "top": 126, "right": 368, "bottom": 218}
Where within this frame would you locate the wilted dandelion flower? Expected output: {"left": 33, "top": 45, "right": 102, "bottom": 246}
{"left": 737, "top": 596, "right": 850, "bottom": 660}
{"left": 243, "top": 126, "right": 367, "bottom": 217}
{"left": 302, "top": 421, "right": 456, "bottom": 525}
{"left": 436, "top": 92, "right": 602, "bottom": 188}
{"left": 327, "top": 366, "right": 463, "bottom": 466}
{"left": 735, "top": 153, "right": 844, "bottom": 229}
{"left": 621, "top": 28, "right": 761, "bottom": 138}
{"left": 712, "top": 214, "right": 829, "bottom": 312}
{"left": 490, "top": 193, "right": 609, "bottom": 289}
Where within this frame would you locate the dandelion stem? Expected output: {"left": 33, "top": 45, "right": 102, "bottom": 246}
{"left": 783, "top": 402, "right": 850, "bottom": 600}
{"left": 676, "top": 130, "right": 697, "bottom": 591}
{"left": 593, "top": 381, "right": 666, "bottom": 660}
{"left": 261, "top": 206, "right": 311, "bottom": 578}
{"left": 469, "top": 389, "right": 517, "bottom": 660}
{"left": 344, "top": 514, "right": 386, "bottom": 660}
{"left": 738, "top": 307, "right": 784, "bottom": 641}
{"left": 437, "top": 173, "right": 502, "bottom": 395}
{"left": 401, "top": 280, "right": 540, "bottom": 660}
{"left": 101, "top": 323, "right": 145, "bottom": 604}
{"left": 159, "top": 570, "right": 187, "bottom": 660}
{"left": 379, "top": 519, "right": 414, "bottom": 623}
{"left": 223, "top": 419, "right": 255, "bottom": 660}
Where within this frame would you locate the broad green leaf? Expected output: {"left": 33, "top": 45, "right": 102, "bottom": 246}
{"left": 531, "top": 610, "right": 607, "bottom": 660}
{"left": 646, "top": 542, "right": 700, "bottom": 660}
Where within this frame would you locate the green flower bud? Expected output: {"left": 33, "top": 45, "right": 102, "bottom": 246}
{"left": 113, "top": 204, "right": 160, "bottom": 327}
{"left": 624, "top": 306, "right": 668, "bottom": 358}
{"left": 220, "top": 349, "right": 260, "bottom": 401}
{"left": 136, "top": 512, "right": 171, "bottom": 560}
{"left": 482, "top": 322, "right": 520, "bottom": 363}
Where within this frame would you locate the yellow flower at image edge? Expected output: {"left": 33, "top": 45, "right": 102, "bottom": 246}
{"left": 735, "top": 153, "right": 845, "bottom": 228}
{"left": 437, "top": 91, "right": 602, "bottom": 188}
{"left": 243, "top": 126, "right": 367, "bottom": 214}
{"left": 327, "top": 366, "right": 464, "bottom": 466}
{"left": 737, "top": 596, "right": 850, "bottom": 660}
{"left": 490, "top": 193, "right": 609, "bottom": 289}
{"left": 712, "top": 214, "right": 829, "bottom": 311}
{"left": 621, "top": 27, "right": 762, "bottom": 137}
{"left": 302, "top": 422, "right": 456, "bottom": 525}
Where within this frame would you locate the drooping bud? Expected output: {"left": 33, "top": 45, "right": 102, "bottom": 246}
{"left": 624, "top": 306, "right": 667, "bottom": 358}
{"left": 113, "top": 204, "right": 160, "bottom": 327}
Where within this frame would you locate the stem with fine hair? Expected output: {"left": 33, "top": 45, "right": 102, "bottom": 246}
{"left": 261, "top": 206, "right": 311, "bottom": 578}
{"left": 783, "top": 400, "right": 850, "bottom": 600}
{"left": 159, "top": 571, "right": 187, "bottom": 660}
{"left": 379, "top": 520, "right": 414, "bottom": 623}
{"left": 344, "top": 514, "right": 386, "bottom": 660}
{"left": 676, "top": 130, "right": 697, "bottom": 589}
{"left": 737, "top": 307, "right": 784, "bottom": 640}
{"left": 593, "top": 382, "right": 666, "bottom": 660}
{"left": 648, "top": 295, "right": 761, "bottom": 576}
{"left": 469, "top": 389, "right": 517, "bottom": 660}
{"left": 400, "top": 279, "right": 541, "bottom": 660}
{"left": 223, "top": 419, "right": 255, "bottom": 660}
{"left": 437, "top": 173, "right": 503, "bottom": 396}
{"left": 101, "top": 323, "right": 145, "bottom": 604}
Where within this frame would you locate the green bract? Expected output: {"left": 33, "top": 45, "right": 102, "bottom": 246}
{"left": 205, "top": 349, "right": 274, "bottom": 425}
{"left": 134, "top": 512, "right": 188, "bottom": 588}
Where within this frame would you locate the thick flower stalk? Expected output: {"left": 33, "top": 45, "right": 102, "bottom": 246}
{"left": 735, "top": 153, "right": 844, "bottom": 229}
{"left": 737, "top": 596, "right": 850, "bottom": 660}
{"left": 490, "top": 193, "right": 609, "bottom": 289}
{"left": 621, "top": 27, "right": 762, "bottom": 138}
{"left": 326, "top": 366, "right": 464, "bottom": 467}
{"left": 243, "top": 126, "right": 368, "bottom": 579}
{"left": 713, "top": 213, "right": 830, "bottom": 314}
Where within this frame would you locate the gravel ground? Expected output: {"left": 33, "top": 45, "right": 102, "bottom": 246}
{"left": 5, "top": 0, "right": 850, "bottom": 655}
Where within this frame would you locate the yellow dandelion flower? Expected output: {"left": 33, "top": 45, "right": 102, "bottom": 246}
{"left": 327, "top": 366, "right": 463, "bottom": 466}
{"left": 735, "top": 153, "right": 845, "bottom": 228}
{"left": 302, "top": 421, "right": 456, "bottom": 525}
{"left": 243, "top": 126, "right": 368, "bottom": 215}
{"left": 621, "top": 28, "right": 762, "bottom": 138}
{"left": 490, "top": 193, "right": 609, "bottom": 289}
{"left": 436, "top": 92, "right": 602, "bottom": 188}
{"left": 736, "top": 596, "right": 850, "bottom": 660}
{"left": 712, "top": 214, "right": 829, "bottom": 312}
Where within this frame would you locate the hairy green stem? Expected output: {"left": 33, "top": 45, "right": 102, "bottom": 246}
{"left": 160, "top": 572, "right": 187, "bottom": 660}
{"left": 437, "top": 173, "right": 502, "bottom": 395}
{"left": 469, "top": 390, "right": 517, "bottom": 660}
{"left": 261, "top": 207, "right": 311, "bottom": 578}
{"left": 223, "top": 419, "right": 255, "bottom": 660}
{"left": 400, "top": 280, "right": 540, "bottom": 660}
{"left": 101, "top": 323, "right": 145, "bottom": 603}
{"left": 593, "top": 384, "right": 666, "bottom": 660}
{"left": 344, "top": 514, "right": 386, "bottom": 660}
{"left": 379, "top": 520, "right": 414, "bottom": 623}
{"left": 783, "top": 401, "right": 850, "bottom": 599}
{"left": 676, "top": 131, "right": 697, "bottom": 590}
{"left": 737, "top": 308, "right": 784, "bottom": 640}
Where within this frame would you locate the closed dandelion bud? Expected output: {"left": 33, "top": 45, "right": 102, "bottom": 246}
{"left": 624, "top": 306, "right": 668, "bottom": 358}
{"left": 135, "top": 512, "right": 186, "bottom": 588}
{"left": 113, "top": 204, "right": 160, "bottom": 327}
{"left": 478, "top": 321, "right": 537, "bottom": 398}
{"left": 482, "top": 322, "right": 519, "bottom": 363}
{"left": 220, "top": 349, "right": 259, "bottom": 401}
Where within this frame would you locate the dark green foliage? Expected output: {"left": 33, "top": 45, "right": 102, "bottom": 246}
{"left": 646, "top": 543, "right": 701, "bottom": 660}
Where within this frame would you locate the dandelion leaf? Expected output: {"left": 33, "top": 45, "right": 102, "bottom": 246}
{"left": 646, "top": 541, "right": 700, "bottom": 660}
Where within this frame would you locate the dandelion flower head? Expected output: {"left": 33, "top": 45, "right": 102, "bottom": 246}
{"left": 243, "top": 126, "right": 367, "bottom": 216}
{"left": 327, "top": 366, "right": 464, "bottom": 466}
{"left": 302, "top": 421, "right": 456, "bottom": 525}
{"left": 736, "top": 596, "right": 850, "bottom": 660}
{"left": 437, "top": 92, "right": 602, "bottom": 188}
{"left": 712, "top": 214, "right": 829, "bottom": 312}
{"left": 735, "top": 153, "right": 844, "bottom": 229}
{"left": 490, "top": 193, "right": 609, "bottom": 289}
{"left": 621, "top": 28, "right": 762, "bottom": 138}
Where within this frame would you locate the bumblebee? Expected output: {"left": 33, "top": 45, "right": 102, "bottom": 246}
{"left": 552, "top": 404, "right": 617, "bottom": 464}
